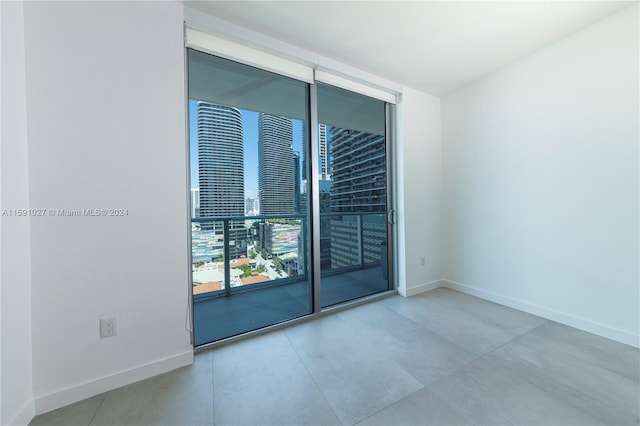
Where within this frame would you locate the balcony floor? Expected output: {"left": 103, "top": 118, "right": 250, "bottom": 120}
{"left": 193, "top": 266, "right": 387, "bottom": 346}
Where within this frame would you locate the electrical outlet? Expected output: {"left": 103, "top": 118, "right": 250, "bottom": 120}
{"left": 420, "top": 256, "right": 426, "bottom": 267}
{"left": 100, "top": 317, "right": 117, "bottom": 338}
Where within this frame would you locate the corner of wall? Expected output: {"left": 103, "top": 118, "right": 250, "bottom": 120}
{"left": 6, "top": 402, "right": 35, "bottom": 426}
{"left": 400, "top": 280, "right": 445, "bottom": 297}
{"left": 33, "top": 351, "right": 193, "bottom": 415}
{"left": 394, "top": 90, "right": 407, "bottom": 297}
{"left": 1, "top": 0, "right": 36, "bottom": 424}
{"left": 396, "top": 86, "right": 444, "bottom": 297}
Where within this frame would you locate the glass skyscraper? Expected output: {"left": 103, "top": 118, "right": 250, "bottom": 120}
{"left": 318, "top": 124, "right": 329, "bottom": 180}
{"left": 301, "top": 123, "right": 329, "bottom": 182}
{"left": 258, "top": 113, "right": 295, "bottom": 214}
{"left": 197, "top": 102, "right": 247, "bottom": 259}
{"left": 328, "top": 127, "right": 386, "bottom": 268}
{"left": 329, "top": 128, "right": 385, "bottom": 212}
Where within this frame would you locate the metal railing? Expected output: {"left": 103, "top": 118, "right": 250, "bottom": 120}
{"left": 191, "top": 211, "right": 386, "bottom": 299}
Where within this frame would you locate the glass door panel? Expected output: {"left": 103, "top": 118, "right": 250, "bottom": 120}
{"left": 188, "top": 49, "right": 312, "bottom": 345}
{"left": 316, "top": 84, "right": 390, "bottom": 308}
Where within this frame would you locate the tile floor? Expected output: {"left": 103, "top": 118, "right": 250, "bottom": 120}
{"left": 31, "top": 288, "right": 640, "bottom": 426}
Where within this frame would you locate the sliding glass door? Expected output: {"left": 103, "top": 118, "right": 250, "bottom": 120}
{"left": 188, "top": 50, "right": 312, "bottom": 345}
{"left": 316, "top": 84, "right": 391, "bottom": 307}
{"left": 188, "top": 49, "right": 393, "bottom": 346}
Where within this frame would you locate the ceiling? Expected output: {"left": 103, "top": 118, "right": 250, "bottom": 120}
{"left": 185, "top": 1, "right": 636, "bottom": 96}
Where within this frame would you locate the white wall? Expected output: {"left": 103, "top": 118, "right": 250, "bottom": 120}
{"left": 396, "top": 87, "right": 442, "bottom": 296}
{"left": 1, "top": 1, "right": 35, "bottom": 424}
{"left": 442, "top": 5, "right": 639, "bottom": 347}
{"left": 22, "top": 1, "right": 192, "bottom": 413}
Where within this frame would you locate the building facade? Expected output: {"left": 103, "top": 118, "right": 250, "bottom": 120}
{"left": 245, "top": 196, "right": 259, "bottom": 216}
{"left": 258, "top": 113, "right": 295, "bottom": 215}
{"left": 301, "top": 123, "right": 329, "bottom": 182}
{"left": 293, "top": 152, "right": 301, "bottom": 213}
{"left": 328, "top": 127, "right": 387, "bottom": 269}
{"left": 197, "top": 102, "right": 247, "bottom": 259}
{"left": 318, "top": 124, "right": 330, "bottom": 180}
{"left": 190, "top": 188, "right": 200, "bottom": 218}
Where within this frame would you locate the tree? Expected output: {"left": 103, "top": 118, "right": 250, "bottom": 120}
{"left": 272, "top": 257, "right": 282, "bottom": 272}
{"left": 248, "top": 249, "right": 257, "bottom": 259}
{"left": 257, "top": 264, "right": 266, "bottom": 273}
{"left": 237, "top": 264, "right": 252, "bottom": 278}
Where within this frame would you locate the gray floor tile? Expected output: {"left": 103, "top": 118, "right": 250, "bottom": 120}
{"left": 383, "top": 292, "right": 519, "bottom": 354}
{"left": 422, "top": 288, "right": 548, "bottom": 335}
{"left": 212, "top": 330, "right": 340, "bottom": 426}
{"left": 30, "top": 393, "right": 106, "bottom": 426}
{"left": 90, "top": 352, "right": 214, "bottom": 426}
{"left": 427, "top": 354, "right": 604, "bottom": 426}
{"left": 356, "top": 387, "right": 475, "bottom": 426}
{"left": 488, "top": 345, "right": 639, "bottom": 426}
{"left": 338, "top": 302, "right": 478, "bottom": 385}
{"left": 527, "top": 321, "right": 640, "bottom": 382}
{"left": 285, "top": 315, "right": 424, "bottom": 425}
{"left": 495, "top": 331, "right": 640, "bottom": 424}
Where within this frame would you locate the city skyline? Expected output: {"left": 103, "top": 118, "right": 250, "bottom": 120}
{"left": 191, "top": 98, "right": 388, "bottom": 289}
{"left": 189, "top": 99, "right": 304, "bottom": 199}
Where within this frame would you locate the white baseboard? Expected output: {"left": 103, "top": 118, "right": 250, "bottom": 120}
{"left": 443, "top": 279, "right": 640, "bottom": 348}
{"left": 34, "top": 350, "right": 193, "bottom": 416}
{"left": 7, "top": 399, "right": 35, "bottom": 426}
{"left": 399, "top": 279, "right": 444, "bottom": 297}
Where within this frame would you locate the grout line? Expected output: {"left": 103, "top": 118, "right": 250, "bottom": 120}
{"left": 352, "top": 385, "right": 426, "bottom": 426}
{"left": 419, "top": 319, "right": 554, "bottom": 393}
{"left": 282, "top": 327, "right": 344, "bottom": 425}
{"left": 431, "top": 320, "right": 608, "bottom": 426}
{"left": 336, "top": 302, "right": 431, "bottom": 389}
{"left": 293, "top": 301, "right": 429, "bottom": 425}
{"left": 483, "top": 318, "right": 550, "bottom": 355}
{"left": 354, "top": 298, "right": 482, "bottom": 384}
{"left": 86, "top": 392, "right": 108, "bottom": 426}
{"left": 381, "top": 299, "right": 479, "bottom": 359}
{"left": 380, "top": 296, "right": 553, "bottom": 393}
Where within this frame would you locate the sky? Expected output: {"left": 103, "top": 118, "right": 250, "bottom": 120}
{"left": 189, "top": 99, "right": 304, "bottom": 198}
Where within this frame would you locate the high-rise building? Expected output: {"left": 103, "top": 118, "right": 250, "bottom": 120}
{"left": 302, "top": 123, "right": 329, "bottom": 182}
{"left": 245, "top": 196, "right": 258, "bottom": 216}
{"left": 329, "top": 128, "right": 385, "bottom": 213}
{"left": 191, "top": 188, "right": 200, "bottom": 218}
{"left": 318, "top": 124, "right": 329, "bottom": 180}
{"left": 258, "top": 113, "right": 294, "bottom": 215}
{"left": 293, "top": 152, "right": 300, "bottom": 212}
{"left": 301, "top": 122, "right": 308, "bottom": 181}
{"left": 197, "top": 102, "right": 246, "bottom": 259}
{"left": 319, "top": 179, "right": 332, "bottom": 269}
{"left": 328, "top": 127, "right": 386, "bottom": 269}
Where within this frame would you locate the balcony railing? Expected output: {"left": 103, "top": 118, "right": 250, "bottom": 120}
{"left": 191, "top": 211, "right": 386, "bottom": 300}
